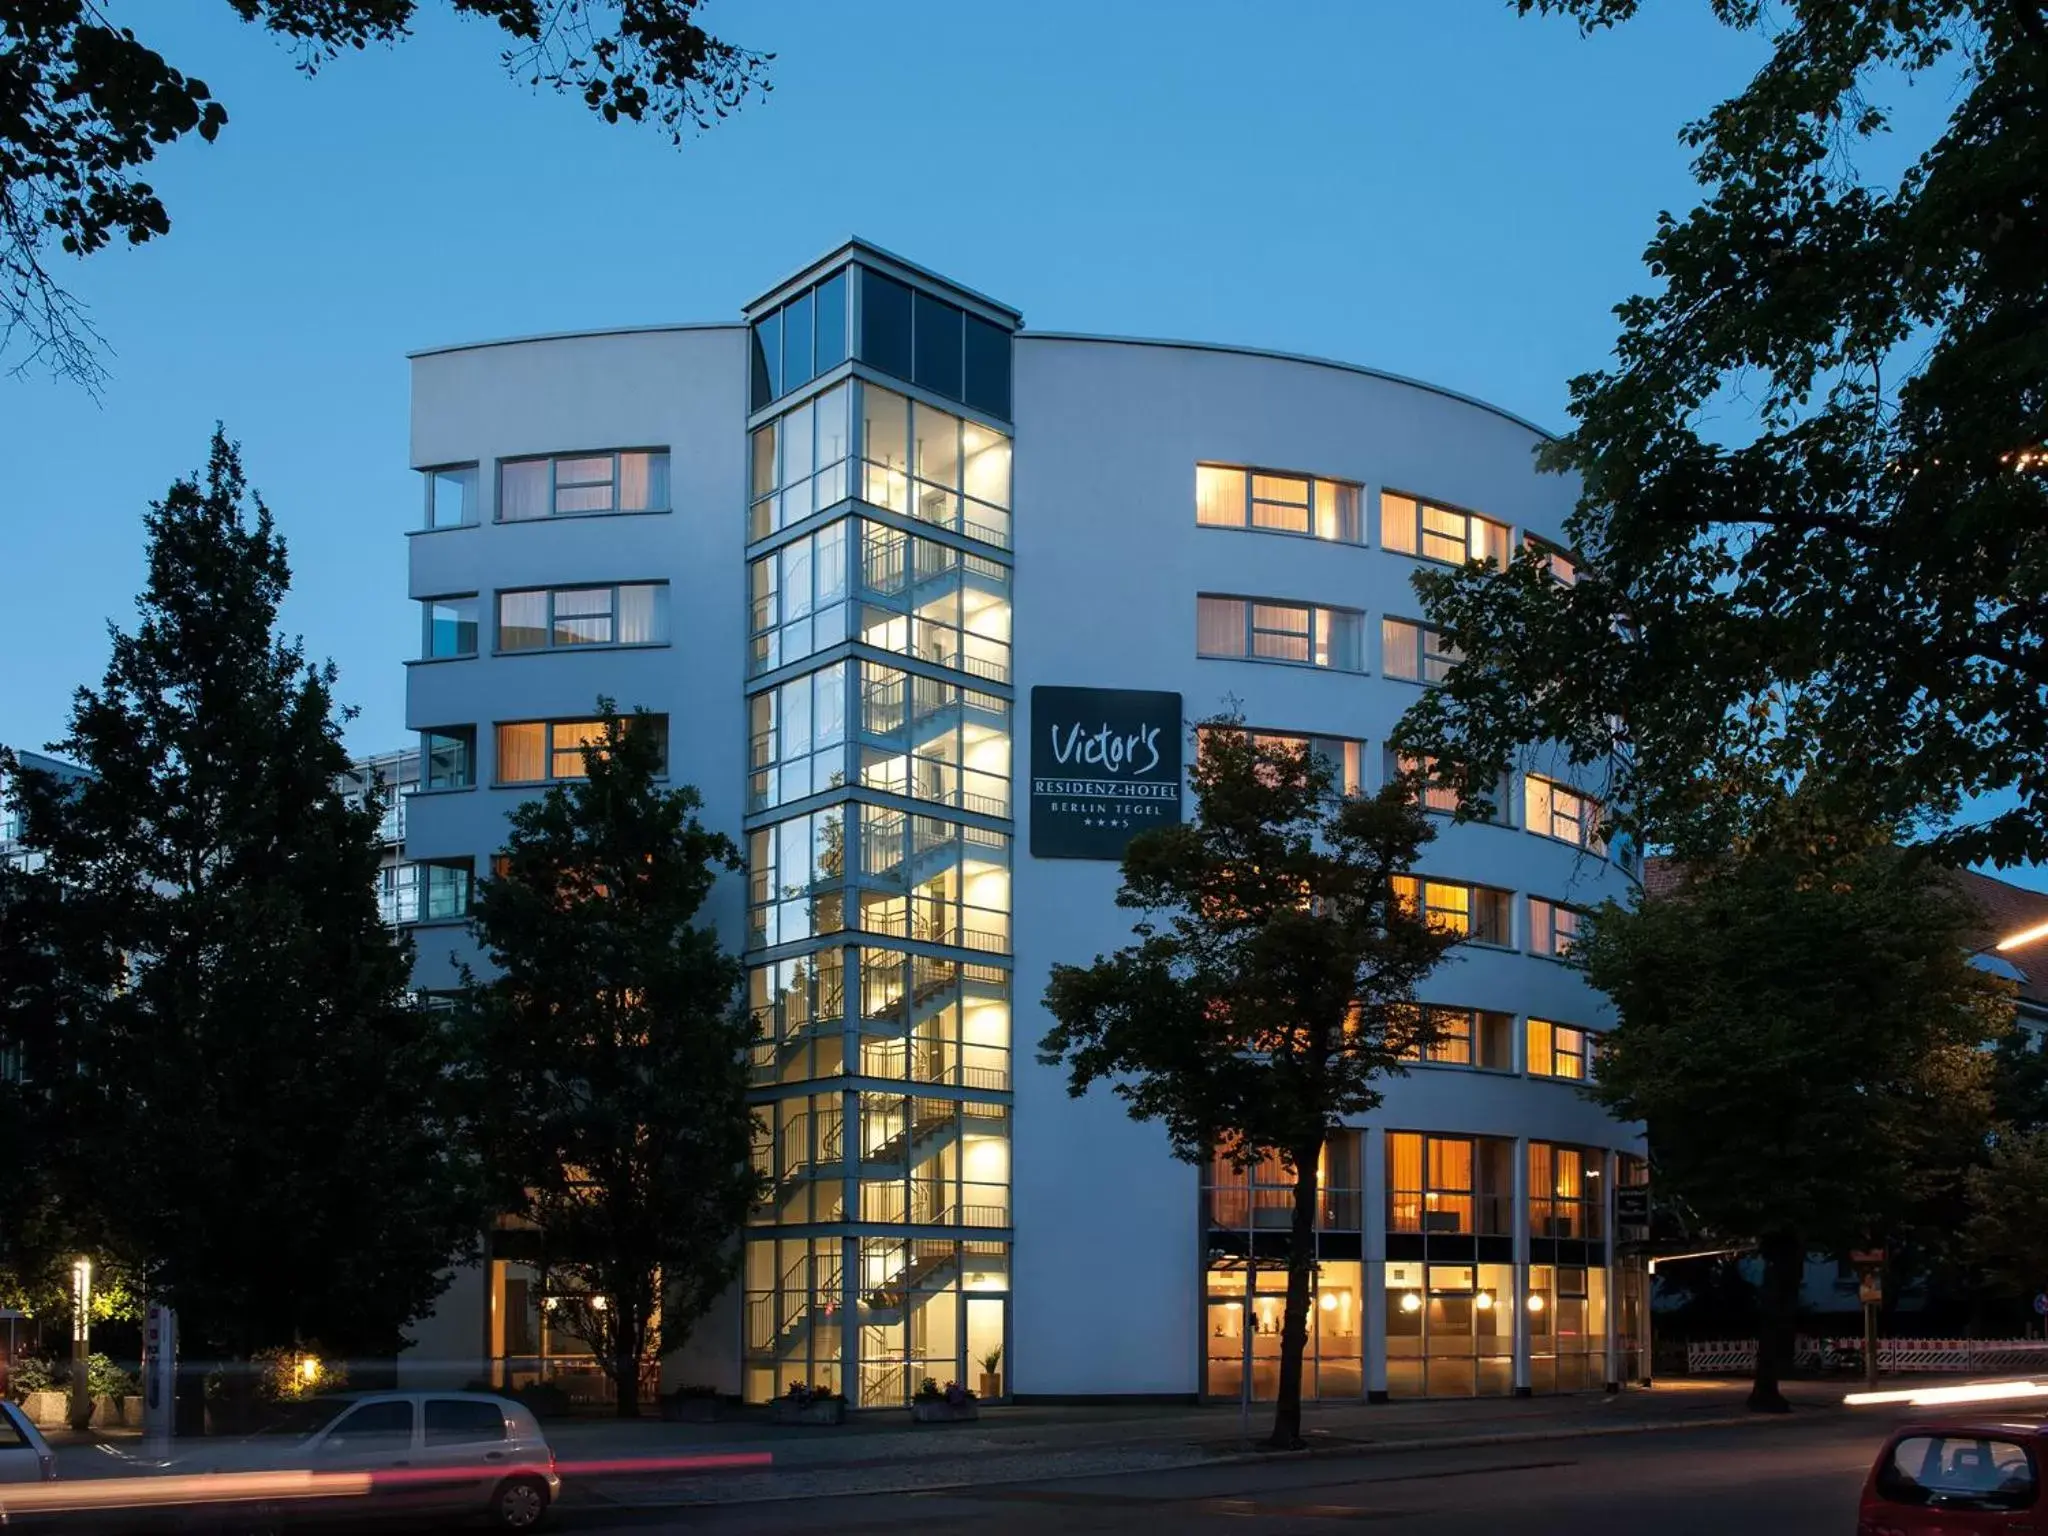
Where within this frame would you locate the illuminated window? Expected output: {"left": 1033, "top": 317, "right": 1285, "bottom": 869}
{"left": 1197, "top": 595, "right": 1364, "bottom": 671}
{"left": 1382, "top": 618, "right": 1461, "bottom": 684}
{"left": 1528, "top": 897, "right": 1585, "bottom": 960}
{"left": 1529, "top": 1143, "right": 1603, "bottom": 1240}
{"left": 497, "top": 450, "right": 669, "bottom": 521}
{"left": 1385, "top": 751, "right": 1512, "bottom": 821}
{"left": 1527, "top": 1018, "right": 1592, "bottom": 1080}
{"left": 494, "top": 716, "right": 668, "bottom": 785}
{"left": 1524, "top": 534, "right": 1579, "bottom": 585}
{"left": 1398, "top": 1006, "right": 1513, "bottom": 1070}
{"left": 497, "top": 583, "right": 668, "bottom": 652}
{"left": 1388, "top": 1132, "right": 1514, "bottom": 1236}
{"left": 1392, "top": 876, "right": 1512, "bottom": 946}
{"left": 1525, "top": 775, "right": 1606, "bottom": 853}
{"left": 1381, "top": 492, "right": 1510, "bottom": 569}
{"left": 1200, "top": 727, "right": 1365, "bottom": 796}
{"left": 1195, "top": 464, "right": 1362, "bottom": 542}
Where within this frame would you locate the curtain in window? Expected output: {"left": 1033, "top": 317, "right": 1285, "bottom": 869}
{"left": 1388, "top": 1132, "right": 1423, "bottom": 1232}
{"left": 1381, "top": 492, "right": 1419, "bottom": 554}
{"left": 552, "top": 587, "right": 614, "bottom": 646}
{"left": 1197, "top": 596, "right": 1245, "bottom": 657}
{"left": 1384, "top": 618, "right": 1420, "bottom": 679}
{"left": 1251, "top": 603, "right": 1310, "bottom": 662}
{"left": 1317, "top": 608, "right": 1361, "bottom": 671}
{"left": 1196, "top": 465, "right": 1245, "bottom": 527}
{"left": 499, "top": 460, "right": 549, "bottom": 521}
{"left": 498, "top": 591, "right": 548, "bottom": 651}
{"left": 1315, "top": 481, "right": 1360, "bottom": 542}
{"left": 1471, "top": 516, "right": 1510, "bottom": 569}
{"left": 495, "top": 723, "right": 545, "bottom": 784}
{"left": 616, "top": 584, "right": 664, "bottom": 645}
{"left": 1528, "top": 1018, "right": 1555, "bottom": 1075}
{"left": 1525, "top": 777, "right": 1555, "bottom": 838}
{"left": 551, "top": 720, "right": 606, "bottom": 779}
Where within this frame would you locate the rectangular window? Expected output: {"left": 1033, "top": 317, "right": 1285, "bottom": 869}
{"left": 424, "top": 464, "right": 477, "bottom": 529}
{"left": 1528, "top": 1019, "right": 1592, "bottom": 1080}
{"left": 1386, "top": 751, "right": 1513, "bottom": 823}
{"left": 851, "top": 381, "right": 1010, "bottom": 548}
{"left": 1194, "top": 464, "right": 1362, "bottom": 543}
{"left": 496, "top": 450, "right": 670, "bottom": 521}
{"left": 751, "top": 662, "right": 850, "bottom": 811}
{"left": 749, "top": 521, "right": 852, "bottom": 676}
{"left": 1382, "top": 618, "right": 1460, "bottom": 684}
{"left": 859, "top": 267, "right": 915, "bottom": 382}
{"left": 493, "top": 716, "right": 668, "bottom": 785}
{"left": 423, "top": 596, "right": 477, "bottom": 659}
{"left": 1528, "top": 897, "right": 1585, "bottom": 960}
{"left": 1388, "top": 1132, "right": 1514, "bottom": 1236}
{"left": 1200, "top": 728, "right": 1365, "bottom": 797}
{"left": 1400, "top": 1006, "right": 1513, "bottom": 1070}
{"left": 1392, "top": 876, "right": 1512, "bottom": 947}
{"left": 420, "top": 859, "right": 473, "bottom": 923}
{"left": 1525, "top": 534, "right": 1579, "bottom": 585}
{"left": 1525, "top": 775, "right": 1607, "bottom": 852}
{"left": 495, "top": 584, "right": 668, "bottom": 652}
{"left": 421, "top": 728, "right": 475, "bottom": 791}
{"left": 1196, "top": 595, "right": 1363, "bottom": 672}
{"left": 1529, "top": 1143, "right": 1603, "bottom": 1240}
{"left": 1381, "top": 491, "right": 1510, "bottom": 569}
{"left": 750, "top": 381, "right": 854, "bottom": 538}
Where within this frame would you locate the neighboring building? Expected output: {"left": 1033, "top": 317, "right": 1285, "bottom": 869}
{"left": 0, "top": 751, "right": 91, "bottom": 873}
{"left": 340, "top": 748, "right": 422, "bottom": 925}
{"left": 394, "top": 240, "right": 1645, "bottom": 1406}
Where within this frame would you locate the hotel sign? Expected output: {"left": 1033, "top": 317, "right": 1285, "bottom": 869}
{"left": 1029, "top": 686, "right": 1183, "bottom": 860}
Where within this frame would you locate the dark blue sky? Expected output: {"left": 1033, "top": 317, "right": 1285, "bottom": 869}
{"left": 12, "top": 1, "right": 2017, "bottom": 879}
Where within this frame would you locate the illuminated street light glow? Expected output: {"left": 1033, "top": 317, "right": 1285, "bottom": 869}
{"left": 1845, "top": 1379, "right": 2048, "bottom": 1408}
{"left": 1995, "top": 919, "right": 2048, "bottom": 953}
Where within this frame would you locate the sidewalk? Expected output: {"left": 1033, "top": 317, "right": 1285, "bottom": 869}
{"left": 549, "top": 1377, "right": 1877, "bottom": 1509}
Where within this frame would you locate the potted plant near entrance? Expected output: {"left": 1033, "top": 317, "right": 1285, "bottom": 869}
{"left": 978, "top": 1346, "right": 1003, "bottom": 1401}
{"left": 770, "top": 1381, "right": 847, "bottom": 1426}
{"left": 909, "top": 1377, "right": 978, "bottom": 1423}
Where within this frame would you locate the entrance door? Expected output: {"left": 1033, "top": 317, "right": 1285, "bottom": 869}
{"left": 966, "top": 1295, "right": 1007, "bottom": 1401}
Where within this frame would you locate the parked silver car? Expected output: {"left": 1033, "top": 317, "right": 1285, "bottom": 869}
{"left": 180, "top": 1390, "right": 559, "bottom": 1529}
{"left": 0, "top": 1398, "right": 59, "bottom": 1524}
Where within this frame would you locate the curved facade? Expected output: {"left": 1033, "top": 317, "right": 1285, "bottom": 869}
{"left": 401, "top": 240, "right": 1644, "bottom": 1408}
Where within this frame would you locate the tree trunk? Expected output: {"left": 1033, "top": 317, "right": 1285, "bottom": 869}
{"left": 612, "top": 1303, "right": 642, "bottom": 1419}
{"left": 1749, "top": 1231, "right": 1801, "bottom": 1413}
{"left": 1265, "top": 1135, "right": 1325, "bottom": 1451}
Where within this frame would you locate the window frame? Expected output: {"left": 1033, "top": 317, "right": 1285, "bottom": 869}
{"left": 419, "top": 727, "right": 476, "bottom": 792}
{"left": 1196, "top": 594, "right": 1365, "bottom": 673}
{"left": 1523, "top": 533, "right": 1580, "bottom": 585}
{"left": 1201, "top": 727, "right": 1367, "bottom": 797}
{"left": 1399, "top": 1005, "right": 1514, "bottom": 1072}
{"left": 493, "top": 716, "right": 670, "bottom": 786}
{"left": 1525, "top": 774, "right": 1607, "bottom": 853}
{"left": 1194, "top": 462, "right": 1363, "bottom": 544}
{"left": 1527, "top": 1017, "right": 1593, "bottom": 1081}
{"left": 422, "top": 463, "right": 479, "bottom": 530}
{"left": 415, "top": 859, "right": 474, "bottom": 925}
{"left": 1381, "top": 616, "right": 1461, "bottom": 685}
{"left": 1392, "top": 875, "right": 1514, "bottom": 948}
{"left": 494, "top": 449, "right": 671, "bottom": 522}
{"left": 1528, "top": 896, "right": 1586, "bottom": 961}
{"left": 494, "top": 582, "right": 669, "bottom": 654}
{"left": 1381, "top": 489, "right": 1512, "bottom": 570}
{"left": 421, "top": 594, "right": 479, "bottom": 661}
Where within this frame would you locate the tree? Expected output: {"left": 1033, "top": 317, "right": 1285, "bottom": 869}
{"left": 1039, "top": 721, "right": 1459, "bottom": 1448}
{"left": 457, "top": 703, "right": 761, "bottom": 1419}
{"left": 1577, "top": 798, "right": 2011, "bottom": 1410}
{"left": 1, "top": 1, "right": 771, "bottom": 389}
{"left": 1964, "top": 1130, "right": 2048, "bottom": 1308}
{"left": 0, "top": 428, "right": 480, "bottom": 1426}
{"left": 1395, "top": 1, "right": 2048, "bottom": 868}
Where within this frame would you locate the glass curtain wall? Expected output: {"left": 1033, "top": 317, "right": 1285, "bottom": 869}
{"left": 743, "top": 263, "right": 1015, "bottom": 1409}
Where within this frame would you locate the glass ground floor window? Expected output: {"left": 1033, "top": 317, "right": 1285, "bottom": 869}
{"left": 1204, "top": 1258, "right": 1363, "bottom": 1402}
{"left": 1385, "top": 1259, "right": 1515, "bottom": 1397}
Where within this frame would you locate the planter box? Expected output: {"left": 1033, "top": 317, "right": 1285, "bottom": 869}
{"left": 978, "top": 1373, "right": 1002, "bottom": 1400}
{"left": 770, "top": 1398, "right": 845, "bottom": 1426}
{"left": 23, "top": 1391, "right": 70, "bottom": 1429}
{"left": 909, "top": 1399, "right": 979, "bottom": 1423}
{"left": 662, "top": 1395, "right": 726, "bottom": 1423}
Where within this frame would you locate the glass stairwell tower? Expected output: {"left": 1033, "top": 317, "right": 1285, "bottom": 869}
{"left": 739, "top": 246, "right": 1019, "bottom": 1406}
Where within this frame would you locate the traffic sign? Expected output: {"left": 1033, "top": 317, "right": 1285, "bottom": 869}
{"left": 2032, "top": 1292, "right": 2048, "bottom": 1318}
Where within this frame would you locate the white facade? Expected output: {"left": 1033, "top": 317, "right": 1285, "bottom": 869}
{"left": 400, "top": 241, "right": 1643, "bottom": 1406}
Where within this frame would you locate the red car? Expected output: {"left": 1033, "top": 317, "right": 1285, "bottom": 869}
{"left": 1860, "top": 1419, "right": 2048, "bottom": 1533}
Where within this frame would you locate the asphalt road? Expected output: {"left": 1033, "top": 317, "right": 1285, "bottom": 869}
{"left": 553, "top": 1415, "right": 1891, "bottom": 1535}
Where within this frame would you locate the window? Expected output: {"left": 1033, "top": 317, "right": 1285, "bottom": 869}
{"left": 1528, "top": 897, "right": 1585, "bottom": 960}
{"left": 856, "top": 661, "right": 1011, "bottom": 817}
{"left": 750, "top": 662, "right": 850, "bottom": 812}
{"left": 1382, "top": 618, "right": 1460, "bottom": 684}
{"left": 1525, "top": 775, "right": 1606, "bottom": 852}
{"left": 1387, "top": 1132, "right": 1514, "bottom": 1236}
{"left": 1391, "top": 876, "right": 1512, "bottom": 947}
{"left": 1200, "top": 729, "right": 1365, "bottom": 796}
{"left": 419, "top": 861, "right": 472, "bottom": 923}
{"left": 497, "top": 584, "right": 668, "bottom": 652}
{"left": 421, "top": 728, "right": 475, "bottom": 791}
{"left": 1529, "top": 1143, "right": 1603, "bottom": 1240}
{"left": 424, "top": 464, "right": 477, "bottom": 529}
{"left": 1195, "top": 464, "right": 1362, "bottom": 542}
{"left": 751, "top": 270, "right": 850, "bottom": 409}
{"left": 1528, "top": 1018, "right": 1592, "bottom": 1080}
{"left": 423, "top": 596, "right": 477, "bottom": 659}
{"left": 378, "top": 863, "right": 419, "bottom": 924}
{"left": 750, "top": 381, "right": 853, "bottom": 538}
{"left": 1381, "top": 492, "right": 1510, "bottom": 569}
{"left": 1197, "top": 596, "right": 1364, "bottom": 671}
{"left": 325, "top": 1398, "right": 414, "bottom": 1447}
{"left": 494, "top": 716, "right": 669, "bottom": 785}
{"left": 747, "top": 806, "right": 847, "bottom": 948}
{"left": 1525, "top": 534, "right": 1579, "bottom": 585}
{"left": 497, "top": 450, "right": 669, "bottom": 520}
{"left": 857, "top": 381, "right": 1012, "bottom": 549}
{"left": 1400, "top": 1007, "right": 1513, "bottom": 1070}
{"left": 855, "top": 522, "right": 1012, "bottom": 684}
{"left": 1877, "top": 1435, "right": 2038, "bottom": 1512}
{"left": 1386, "top": 751, "right": 1510, "bottom": 820}
{"left": 424, "top": 1399, "right": 505, "bottom": 1446}
{"left": 855, "top": 266, "right": 1011, "bottom": 418}
{"left": 749, "top": 522, "right": 851, "bottom": 675}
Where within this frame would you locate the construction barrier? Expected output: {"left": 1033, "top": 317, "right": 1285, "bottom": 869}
{"left": 1686, "top": 1337, "right": 2048, "bottom": 1375}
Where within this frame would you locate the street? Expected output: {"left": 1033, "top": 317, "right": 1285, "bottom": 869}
{"left": 550, "top": 1415, "right": 1885, "bottom": 1534}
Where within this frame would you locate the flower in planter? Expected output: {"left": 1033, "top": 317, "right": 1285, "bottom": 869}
{"left": 783, "top": 1381, "right": 845, "bottom": 1408}
{"left": 914, "top": 1377, "right": 976, "bottom": 1406}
